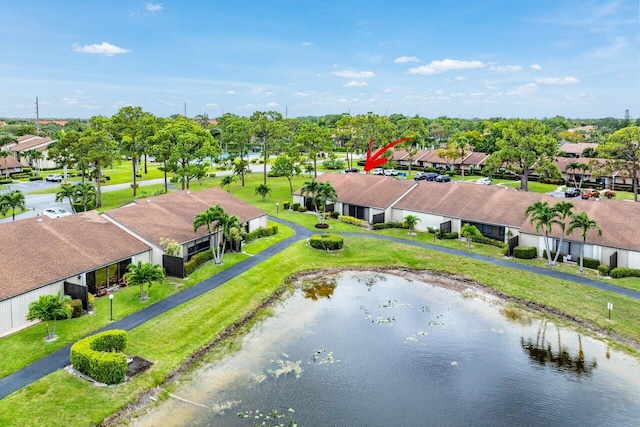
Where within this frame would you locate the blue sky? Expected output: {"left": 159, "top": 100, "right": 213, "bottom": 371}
{"left": 1, "top": 1, "right": 638, "bottom": 119}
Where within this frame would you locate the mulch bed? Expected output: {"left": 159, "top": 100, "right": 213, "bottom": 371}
{"left": 127, "top": 356, "right": 153, "bottom": 378}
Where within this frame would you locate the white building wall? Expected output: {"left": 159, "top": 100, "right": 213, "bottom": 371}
{"left": 0, "top": 281, "right": 64, "bottom": 336}
{"left": 392, "top": 210, "right": 447, "bottom": 232}
{"left": 628, "top": 252, "right": 640, "bottom": 269}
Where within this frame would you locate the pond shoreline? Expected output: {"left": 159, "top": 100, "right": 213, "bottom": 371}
{"left": 106, "top": 266, "right": 640, "bottom": 426}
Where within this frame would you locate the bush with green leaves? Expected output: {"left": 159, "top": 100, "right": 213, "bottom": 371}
{"left": 184, "top": 249, "right": 214, "bottom": 275}
{"left": 330, "top": 211, "right": 340, "bottom": 219}
{"left": 513, "top": 246, "right": 537, "bottom": 259}
{"left": 70, "top": 330, "right": 128, "bottom": 385}
{"left": 283, "top": 201, "right": 291, "bottom": 210}
{"left": 292, "top": 202, "right": 300, "bottom": 211}
{"left": 244, "top": 225, "right": 279, "bottom": 243}
{"left": 298, "top": 206, "right": 307, "bottom": 212}
{"left": 309, "top": 234, "right": 344, "bottom": 250}
{"left": 322, "top": 158, "right": 346, "bottom": 170}
{"left": 609, "top": 267, "right": 640, "bottom": 278}
{"left": 577, "top": 257, "right": 600, "bottom": 270}
{"left": 597, "top": 264, "right": 610, "bottom": 276}
{"left": 70, "top": 299, "right": 83, "bottom": 318}
{"left": 472, "top": 235, "right": 506, "bottom": 248}
{"left": 372, "top": 222, "right": 406, "bottom": 230}
{"left": 439, "top": 232, "right": 459, "bottom": 240}
{"left": 542, "top": 249, "right": 565, "bottom": 263}
{"left": 338, "top": 215, "right": 368, "bottom": 228}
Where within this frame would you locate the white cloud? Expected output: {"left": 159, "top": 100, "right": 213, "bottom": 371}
{"left": 383, "top": 88, "right": 391, "bottom": 93}
{"left": 250, "top": 87, "right": 265, "bottom": 94}
{"left": 507, "top": 83, "right": 538, "bottom": 95}
{"left": 225, "top": 90, "right": 235, "bottom": 95}
{"left": 530, "top": 64, "right": 542, "bottom": 70}
{"left": 294, "top": 92, "right": 310, "bottom": 96}
{"left": 345, "top": 81, "right": 367, "bottom": 87}
{"left": 393, "top": 56, "right": 420, "bottom": 64}
{"left": 489, "top": 65, "right": 522, "bottom": 72}
{"left": 331, "top": 70, "right": 376, "bottom": 78}
{"left": 535, "top": 76, "right": 579, "bottom": 84}
{"left": 145, "top": 2, "right": 163, "bottom": 13}
{"left": 301, "top": 41, "right": 313, "bottom": 47}
{"left": 454, "top": 76, "right": 467, "bottom": 81}
{"left": 470, "top": 92, "right": 485, "bottom": 97}
{"left": 266, "top": 102, "right": 279, "bottom": 108}
{"left": 205, "top": 103, "right": 218, "bottom": 107}
{"left": 73, "top": 42, "right": 131, "bottom": 56}
{"left": 407, "top": 59, "right": 484, "bottom": 75}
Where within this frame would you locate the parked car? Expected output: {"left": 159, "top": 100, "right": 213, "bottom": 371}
{"left": 45, "top": 174, "right": 62, "bottom": 182}
{"left": 344, "top": 167, "right": 360, "bottom": 173}
{"left": 564, "top": 187, "right": 580, "bottom": 198}
{"left": 581, "top": 189, "right": 600, "bottom": 199}
{"left": 373, "top": 168, "right": 384, "bottom": 175}
{"left": 43, "top": 207, "right": 72, "bottom": 219}
{"left": 384, "top": 169, "right": 399, "bottom": 176}
{"left": 477, "top": 177, "right": 492, "bottom": 185}
{"left": 423, "top": 172, "right": 439, "bottom": 181}
{"left": 414, "top": 172, "right": 426, "bottom": 180}
{"left": 435, "top": 174, "right": 451, "bottom": 182}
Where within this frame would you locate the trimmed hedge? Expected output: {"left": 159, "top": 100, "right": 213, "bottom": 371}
{"left": 338, "top": 215, "right": 368, "bottom": 228}
{"left": 70, "top": 330, "right": 128, "bottom": 385}
{"left": 184, "top": 249, "right": 214, "bottom": 275}
{"left": 609, "top": 267, "right": 640, "bottom": 278}
{"left": 542, "top": 249, "right": 565, "bottom": 263}
{"left": 70, "top": 299, "right": 83, "bottom": 318}
{"left": 577, "top": 256, "right": 600, "bottom": 270}
{"left": 29, "top": 176, "right": 43, "bottom": 181}
{"left": 244, "top": 225, "right": 279, "bottom": 243}
{"left": 292, "top": 202, "right": 300, "bottom": 211}
{"left": 513, "top": 246, "right": 537, "bottom": 259}
{"left": 472, "top": 235, "right": 506, "bottom": 248}
{"left": 439, "top": 232, "right": 459, "bottom": 240}
{"left": 598, "top": 264, "right": 610, "bottom": 276}
{"left": 372, "top": 221, "right": 406, "bottom": 230}
{"left": 0, "top": 178, "right": 12, "bottom": 184}
{"left": 283, "top": 201, "right": 291, "bottom": 210}
{"left": 309, "top": 234, "right": 344, "bottom": 250}
{"left": 297, "top": 206, "right": 307, "bottom": 212}
{"left": 330, "top": 211, "right": 340, "bottom": 219}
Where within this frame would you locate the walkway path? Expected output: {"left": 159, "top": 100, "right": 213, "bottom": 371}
{"left": 1, "top": 219, "right": 638, "bottom": 400}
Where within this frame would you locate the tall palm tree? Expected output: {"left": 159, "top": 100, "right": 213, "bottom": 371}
{"left": 220, "top": 175, "right": 236, "bottom": 193}
{"left": 551, "top": 201, "right": 574, "bottom": 264}
{"left": 193, "top": 205, "right": 240, "bottom": 264}
{"left": 404, "top": 214, "right": 421, "bottom": 235}
{"left": 525, "top": 200, "right": 557, "bottom": 265}
{"left": 1, "top": 190, "right": 26, "bottom": 221}
{"left": 460, "top": 223, "right": 482, "bottom": 246}
{"left": 567, "top": 212, "right": 603, "bottom": 273}
{"left": 566, "top": 161, "right": 581, "bottom": 187}
{"left": 55, "top": 184, "right": 77, "bottom": 213}
{"left": 300, "top": 179, "right": 320, "bottom": 212}
{"left": 254, "top": 183, "right": 271, "bottom": 202}
{"left": 313, "top": 181, "right": 338, "bottom": 225}
{"left": 124, "top": 261, "right": 165, "bottom": 301}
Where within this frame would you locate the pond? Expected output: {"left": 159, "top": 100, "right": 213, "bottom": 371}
{"left": 133, "top": 270, "right": 640, "bottom": 426}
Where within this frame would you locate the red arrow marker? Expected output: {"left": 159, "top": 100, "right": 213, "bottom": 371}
{"left": 363, "top": 137, "right": 414, "bottom": 172}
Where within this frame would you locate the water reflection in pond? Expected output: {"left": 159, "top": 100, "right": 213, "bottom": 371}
{"left": 134, "top": 271, "right": 640, "bottom": 427}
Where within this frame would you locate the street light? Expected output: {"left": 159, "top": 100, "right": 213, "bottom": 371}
{"left": 276, "top": 202, "right": 279, "bottom": 215}
{"left": 109, "top": 293, "right": 114, "bottom": 322}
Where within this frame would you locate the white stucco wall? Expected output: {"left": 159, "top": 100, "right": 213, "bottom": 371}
{"left": 0, "top": 281, "right": 65, "bottom": 336}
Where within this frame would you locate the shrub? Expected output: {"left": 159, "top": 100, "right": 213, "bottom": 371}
{"left": 208, "top": 173, "right": 216, "bottom": 178}
{"left": 372, "top": 221, "right": 406, "bottom": 230}
{"left": 330, "top": 211, "right": 340, "bottom": 219}
{"left": 513, "top": 246, "right": 537, "bottom": 259}
{"left": 29, "top": 176, "right": 43, "bottom": 181}
{"left": 602, "top": 190, "right": 616, "bottom": 199}
{"left": 292, "top": 202, "right": 300, "bottom": 211}
{"left": 472, "top": 235, "right": 507, "bottom": 248}
{"left": 439, "top": 231, "right": 459, "bottom": 240}
{"left": 598, "top": 264, "right": 610, "bottom": 276}
{"left": 501, "top": 246, "right": 509, "bottom": 256}
{"left": 298, "top": 206, "right": 307, "bottom": 212}
{"left": 244, "top": 225, "right": 279, "bottom": 243}
{"left": 338, "top": 215, "right": 368, "bottom": 228}
{"left": 184, "top": 249, "right": 214, "bottom": 275}
{"left": 70, "top": 299, "right": 83, "bottom": 318}
{"left": 322, "top": 158, "right": 346, "bottom": 170}
{"left": 577, "top": 256, "right": 601, "bottom": 270}
{"left": 427, "top": 226, "right": 438, "bottom": 234}
{"left": 309, "top": 234, "right": 344, "bottom": 250}
{"left": 0, "top": 178, "right": 11, "bottom": 184}
{"left": 609, "top": 267, "right": 640, "bottom": 278}
{"left": 103, "top": 175, "right": 111, "bottom": 181}
{"left": 283, "top": 201, "right": 291, "bottom": 210}
{"left": 70, "top": 330, "right": 128, "bottom": 385}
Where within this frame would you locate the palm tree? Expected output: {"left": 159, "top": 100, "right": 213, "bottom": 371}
{"left": 26, "top": 292, "right": 72, "bottom": 340}
{"left": 193, "top": 205, "right": 241, "bottom": 264}
{"left": 73, "top": 182, "right": 97, "bottom": 212}
{"left": 460, "top": 223, "right": 482, "bottom": 247}
{"left": 566, "top": 161, "right": 581, "bottom": 187}
{"left": 124, "top": 261, "right": 165, "bottom": 301}
{"left": 404, "top": 214, "right": 421, "bottom": 235}
{"left": 55, "top": 184, "right": 77, "bottom": 213}
{"left": 525, "top": 200, "right": 557, "bottom": 265}
{"left": 300, "top": 179, "right": 320, "bottom": 212}
{"left": 1, "top": 190, "right": 26, "bottom": 221}
{"left": 255, "top": 183, "right": 271, "bottom": 202}
{"left": 313, "top": 182, "right": 338, "bottom": 225}
{"left": 551, "top": 201, "right": 574, "bottom": 264}
{"left": 567, "top": 212, "right": 602, "bottom": 273}
{"left": 220, "top": 175, "right": 236, "bottom": 193}
{"left": 233, "top": 159, "right": 250, "bottom": 187}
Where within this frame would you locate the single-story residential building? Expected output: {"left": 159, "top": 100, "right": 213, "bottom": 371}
{"left": 9, "top": 135, "right": 58, "bottom": 169}
{"left": 103, "top": 188, "right": 268, "bottom": 266}
{"left": 0, "top": 156, "right": 23, "bottom": 176}
{"left": 294, "top": 173, "right": 416, "bottom": 225}
{"left": 558, "top": 142, "right": 599, "bottom": 158}
{"left": 0, "top": 211, "right": 152, "bottom": 336}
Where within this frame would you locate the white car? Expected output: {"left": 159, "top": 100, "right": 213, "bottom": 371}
{"left": 373, "top": 168, "right": 384, "bottom": 175}
{"left": 43, "top": 207, "right": 72, "bottom": 219}
{"left": 45, "top": 174, "right": 62, "bottom": 182}
{"left": 477, "top": 177, "right": 492, "bottom": 185}
{"left": 383, "top": 169, "right": 399, "bottom": 176}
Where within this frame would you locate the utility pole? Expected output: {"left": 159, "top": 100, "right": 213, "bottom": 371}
{"left": 285, "top": 106, "right": 288, "bottom": 119}
{"left": 35, "top": 97, "right": 40, "bottom": 134}
{"left": 184, "top": 102, "right": 187, "bottom": 118}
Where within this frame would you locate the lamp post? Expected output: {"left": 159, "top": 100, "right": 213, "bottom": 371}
{"left": 276, "top": 202, "right": 279, "bottom": 215}
{"left": 109, "top": 293, "right": 114, "bottom": 322}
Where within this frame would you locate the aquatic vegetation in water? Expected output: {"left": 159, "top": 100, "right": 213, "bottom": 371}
{"left": 405, "top": 336, "right": 419, "bottom": 343}
{"left": 267, "top": 359, "right": 303, "bottom": 379}
{"left": 210, "top": 400, "right": 242, "bottom": 414}
{"left": 237, "top": 407, "right": 297, "bottom": 426}
{"left": 427, "top": 314, "right": 445, "bottom": 326}
{"left": 378, "top": 299, "right": 412, "bottom": 310}
{"left": 352, "top": 272, "right": 387, "bottom": 291}
{"left": 311, "top": 349, "right": 340, "bottom": 364}
{"left": 501, "top": 306, "right": 533, "bottom": 325}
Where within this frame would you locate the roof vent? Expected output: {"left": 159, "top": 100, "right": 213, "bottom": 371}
{"left": 37, "top": 218, "right": 43, "bottom": 222}
{"left": 146, "top": 199, "right": 151, "bottom": 203}
{"left": 186, "top": 191, "right": 191, "bottom": 195}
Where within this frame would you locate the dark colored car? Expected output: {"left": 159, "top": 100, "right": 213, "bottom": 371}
{"left": 564, "top": 187, "right": 580, "bottom": 198}
{"left": 423, "top": 172, "right": 439, "bottom": 181}
{"left": 344, "top": 168, "right": 360, "bottom": 173}
{"left": 435, "top": 174, "right": 451, "bottom": 182}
